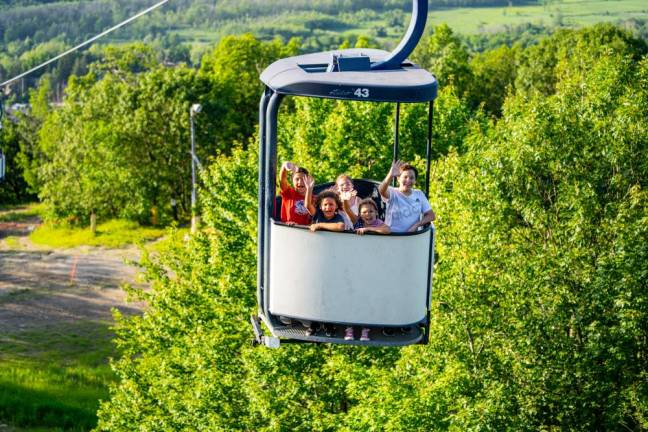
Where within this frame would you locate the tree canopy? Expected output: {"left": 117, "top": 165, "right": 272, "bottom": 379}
{"left": 92, "top": 24, "right": 648, "bottom": 431}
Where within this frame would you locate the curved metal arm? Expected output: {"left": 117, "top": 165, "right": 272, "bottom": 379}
{"left": 371, "top": 0, "right": 428, "bottom": 71}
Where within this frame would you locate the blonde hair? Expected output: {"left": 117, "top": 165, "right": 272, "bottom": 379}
{"left": 335, "top": 174, "right": 353, "bottom": 189}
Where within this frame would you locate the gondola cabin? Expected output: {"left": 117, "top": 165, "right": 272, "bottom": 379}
{"left": 252, "top": 0, "right": 438, "bottom": 347}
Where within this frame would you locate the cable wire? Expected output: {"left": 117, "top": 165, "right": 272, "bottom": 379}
{"left": 0, "top": 0, "right": 171, "bottom": 89}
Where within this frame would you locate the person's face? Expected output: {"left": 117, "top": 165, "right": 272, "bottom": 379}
{"left": 359, "top": 205, "right": 377, "bottom": 224}
{"left": 336, "top": 177, "right": 353, "bottom": 193}
{"left": 293, "top": 173, "right": 306, "bottom": 193}
{"left": 398, "top": 169, "right": 416, "bottom": 191}
{"left": 320, "top": 197, "right": 337, "bottom": 217}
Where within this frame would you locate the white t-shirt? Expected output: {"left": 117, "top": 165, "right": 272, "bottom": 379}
{"left": 384, "top": 187, "right": 432, "bottom": 233}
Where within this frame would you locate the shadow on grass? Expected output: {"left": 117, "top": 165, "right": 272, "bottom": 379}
{"left": 0, "top": 381, "right": 99, "bottom": 431}
{"left": 0, "top": 321, "right": 118, "bottom": 431}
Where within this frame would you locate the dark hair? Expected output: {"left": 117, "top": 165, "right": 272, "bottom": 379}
{"left": 316, "top": 190, "right": 342, "bottom": 211}
{"left": 296, "top": 167, "right": 309, "bottom": 175}
{"left": 399, "top": 164, "right": 418, "bottom": 179}
{"left": 357, "top": 198, "right": 378, "bottom": 214}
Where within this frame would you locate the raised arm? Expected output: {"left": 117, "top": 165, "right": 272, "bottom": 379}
{"left": 379, "top": 160, "right": 404, "bottom": 200}
{"left": 341, "top": 191, "right": 358, "bottom": 224}
{"left": 304, "top": 175, "right": 316, "bottom": 216}
{"left": 279, "top": 161, "right": 295, "bottom": 193}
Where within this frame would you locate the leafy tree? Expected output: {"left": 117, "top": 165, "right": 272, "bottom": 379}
{"left": 413, "top": 24, "right": 473, "bottom": 99}
{"left": 199, "top": 34, "right": 300, "bottom": 146}
{"left": 0, "top": 120, "right": 34, "bottom": 204}
{"left": 97, "top": 24, "right": 648, "bottom": 432}
{"left": 467, "top": 44, "right": 519, "bottom": 116}
{"left": 515, "top": 23, "right": 648, "bottom": 97}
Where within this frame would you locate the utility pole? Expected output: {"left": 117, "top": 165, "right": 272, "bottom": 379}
{"left": 189, "top": 103, "right": 202, "bottom": 234}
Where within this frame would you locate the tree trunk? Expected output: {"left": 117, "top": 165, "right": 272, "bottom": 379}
{"left": 90, "top": 211, "right": 97, "bottom": 235}
{"left": 151, "top": 206, "right": 158, "bottom": 226}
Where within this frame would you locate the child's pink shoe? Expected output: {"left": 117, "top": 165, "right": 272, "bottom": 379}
{"left": 360, "top": 328, "right": 370, "bottom": 341}
{"left": 344, "top": 327, "right": 354, "bottom": 341}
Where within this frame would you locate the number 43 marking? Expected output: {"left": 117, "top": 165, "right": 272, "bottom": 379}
{"left": 354, "top": 88, "right": 369, "bottom": 98}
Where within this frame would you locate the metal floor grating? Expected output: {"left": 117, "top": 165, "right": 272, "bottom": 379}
{"left": 271, "top": 322, "right": 424, "bottom": 346}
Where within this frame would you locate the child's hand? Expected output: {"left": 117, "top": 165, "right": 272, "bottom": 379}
{"left": 304, "top": 175, "right": 315, "bottom": 190}
{"left": 356, "top": 227, "right": 367, "bottom": 235}
{"left": 309, "top": 223, "right": 319, "bottom": 232}
{"left": 389, "top": 160, "right": 405, "bottom": 178}
{"left": 282, "top": 161, "right": 296, "bottom": 172}
{"left": 340, "top": 190, "right": 356, "bottom": 202}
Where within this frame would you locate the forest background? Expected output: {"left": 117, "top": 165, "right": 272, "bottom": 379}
{"left": 1, "top": 0, "right": 647, "bottom": 430}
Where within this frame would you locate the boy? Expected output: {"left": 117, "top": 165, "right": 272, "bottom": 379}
{"left": 279, "top": 161, "right": 311, "bottom": 226}
{"left": 379, "top": 160, "right": 435, "bottom": 233}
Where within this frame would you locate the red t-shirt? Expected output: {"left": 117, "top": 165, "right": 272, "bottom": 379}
{"left": 280, "top": 187, "right": 311, "bottom": 225}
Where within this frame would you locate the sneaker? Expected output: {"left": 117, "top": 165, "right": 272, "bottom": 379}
{"left": 324, "top": 324, "right": 336, "bottom": 337}
{"left": 400, "top": 326, "right": 413, "bottom": 335}
{"left": 382, "top": 327, "right": 395, "bottom": 337}
{"left": 279, "top": 316, "right": 292, "bottom": 325}
{"left": 305, "top": 325, "right": 316, "bottom": 336}
{"left": 344, "top": 327, "right": 354, "bottom": 341}
{"left": 360, "top": 328, "right": 370, "bottom": 341}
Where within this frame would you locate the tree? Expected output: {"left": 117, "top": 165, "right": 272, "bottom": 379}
{"left": 412, "top": 24, "right": 473, "bottom": 99}
{"left": 199, "top": 34, "right": 300, "bottom": 146}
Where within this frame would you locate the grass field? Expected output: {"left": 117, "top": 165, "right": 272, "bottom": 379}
{"left": 0, "top": 322, "right": 115, "bottom": 431}
{"left": 0, "top": 203, "right": 45, "bottom": 223}
{"left": 174, "top": 0, "right": 648, "bottom": 49}
{"left": 29, "top": 219, "right": 167, "bottom": 249}
{"left": 427, "top": 0, "right": 648, "bottom": 33}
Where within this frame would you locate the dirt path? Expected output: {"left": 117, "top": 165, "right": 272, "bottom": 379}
{"left": 0, "top": 215, "right": 145, "bottom": 335}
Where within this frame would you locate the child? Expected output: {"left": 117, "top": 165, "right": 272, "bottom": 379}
{"left": 305, "top": 176, "right": 345, "bottom": 232}
{"left": 335, "top": 174, "right": 360, "bottom": 230}
{"left": 279, "top": 161, "right": 311, "bottom": 226}
{"left": 378, "top": 160, "right": 435, "bottom": 233}
{"left": 351, "top": 198, "right": 391, "bottom": 236}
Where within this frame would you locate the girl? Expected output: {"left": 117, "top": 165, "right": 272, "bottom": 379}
{"left": 305, "top": 176, "right": 345, "bottom": 232}
{"left": 351, "top": 198, "right": 391, "bottom": 236}
{"left": 335, "top": 174, "right": 360, "bottom": 230}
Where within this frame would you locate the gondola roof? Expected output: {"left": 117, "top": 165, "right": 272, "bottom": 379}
{"left": 260, "top": 48, "right": 438, "bottom": 103}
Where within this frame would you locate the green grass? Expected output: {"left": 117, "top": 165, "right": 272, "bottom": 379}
{"left": 29, "top": 219, "right": 166, "bottom": 249}
{"left": 0, "top": 322, "right": 116, "bottom": 431}
{"left": 0, "top": 203, "right": 45, "bottom": 223}
{"left": 2, "top": 235, "right": 22, "bottom": 249}
{"left": 427, "top": 0, "right": 648, "bottom": 34}
{"left": 177, "top": 0, "right": 648, "bottom": 46}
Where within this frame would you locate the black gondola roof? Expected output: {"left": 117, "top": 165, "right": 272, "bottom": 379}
{"left": 260, "top": 48, "right": 438, "bottom": 103}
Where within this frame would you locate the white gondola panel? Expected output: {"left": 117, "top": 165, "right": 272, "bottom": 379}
{"left": 269, "top": 223, "right": 431, "bottom": 326}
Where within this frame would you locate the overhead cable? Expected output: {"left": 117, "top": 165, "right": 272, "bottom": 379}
{"left": 0, "top": 0, "right": 171, "bottom": 89}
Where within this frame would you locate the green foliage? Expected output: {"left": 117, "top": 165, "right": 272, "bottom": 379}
{"left": 413, "top": 24, "right": 474, "bottom": 98}
{"left": 96, "top": 146, "right": 259, "bottom": 431}
{"left": 199, "top": 34, "right": 300, "bottom": 146}
{"left": 467, "top": 44, "right": 519, "bottom": 115}
{"left": 279, "top": 86, "right": 478, "bottom": 183}
{"left": 515, "top": 23, "right": 648, "bottom": 97}
{"left": 0, "top": 119, "right": 35, "bottom": 204}
{"left": 97, "top": 23, "right": 648, "bottom": 432}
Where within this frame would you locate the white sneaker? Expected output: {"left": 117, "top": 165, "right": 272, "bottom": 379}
{"left": 344, "top": 327, "right": 354, "bottom": 341}
{"left": 360, "top": 328, "right": 370, "bottom": 341}
{"left": 278, "top": 316, "right": 292, "bottom": 325}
